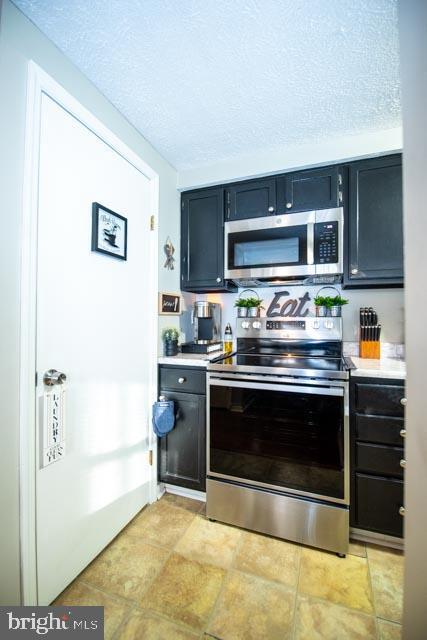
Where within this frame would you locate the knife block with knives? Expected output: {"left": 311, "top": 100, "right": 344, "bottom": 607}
{"left": 359, "top": 307, "right": 381, "bottom": 359}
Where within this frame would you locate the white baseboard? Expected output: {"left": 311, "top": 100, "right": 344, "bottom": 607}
{"left": 164, "top": 483, "right": 206, "bottom": 502}
{"left": 351, "top": 527, "right": 404, "bottom": 551}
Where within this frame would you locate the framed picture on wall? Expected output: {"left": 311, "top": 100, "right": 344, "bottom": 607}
{"left": 158, "top": 292, "right": 181, "bottom": 315}
{"left": 91, "top": 202, "right": 127, "bottom": 260}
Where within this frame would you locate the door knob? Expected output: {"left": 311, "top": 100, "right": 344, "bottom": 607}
{"left": 43, "top": 369, "right": 67, "bottom": 386}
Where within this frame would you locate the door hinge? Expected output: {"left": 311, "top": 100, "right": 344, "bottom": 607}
{"left": 150, "top": 215, "right": 155, "bottom": 231}
{"left": 148, "top": 449, "right": 153, "bottom": 466}
{"left": 35, "top": 371, "right": 38, "bottom": 387}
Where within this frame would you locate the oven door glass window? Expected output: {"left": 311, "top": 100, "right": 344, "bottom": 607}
{"left": 227, "top": 225, "right": 308, "bottom": 270}
{"left": 209, "top": 383, "right": 345, "bottom": 500}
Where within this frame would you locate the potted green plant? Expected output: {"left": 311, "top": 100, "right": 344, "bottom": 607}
{"left": 235, "top": 289, "right": 264, "bottom": 317}
{"left": 314, "top": 292, "right": 348, "bottom": 317}
{"left": 234, "top": 297, "right": 249, "bottom": 317}
{"left": 161, "top": 327, "right": 179, "bottom": 356}
{"left": 330, "top": 295, "right": 349, "bottom": 317}
{"left": 246, "top": 296, "right": 264, "bottom": 317}
{"left": 313, "top": 295, "right": 333, "bottom": 317}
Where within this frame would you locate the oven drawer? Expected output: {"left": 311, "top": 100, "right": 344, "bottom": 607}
{"left": 355, "top": 414, "right": 405, "bottom": 446}
{"left": 159, "top": 366, "right": 206, "bottom": 395}
{"left": 353, "top": 473, "right": 403, "bottom": 537}
{"left": 354, "top": 382, "right": 405, "bottom": 417}
{"left": 355, "top": 442, "right": 404, "bottom": 478}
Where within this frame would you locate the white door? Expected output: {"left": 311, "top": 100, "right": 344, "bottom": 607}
{"left": 36, "top": 94, "right": 153, "bottom": 604}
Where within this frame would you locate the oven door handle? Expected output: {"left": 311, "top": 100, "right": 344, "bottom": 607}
{"left": 209, "top": 378, "right": 344, "bottom": 397}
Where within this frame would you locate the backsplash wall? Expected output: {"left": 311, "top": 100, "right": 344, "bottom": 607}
{"left": 180, "top": 285, "right": 404, "bottom": 351}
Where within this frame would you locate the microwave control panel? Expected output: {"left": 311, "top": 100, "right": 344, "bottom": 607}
{"left": 314, "top": 221, "right": 338, "bottom": 264}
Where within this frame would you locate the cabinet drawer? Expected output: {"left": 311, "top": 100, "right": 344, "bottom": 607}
{"left": 159, "top": 366, "right": 206, "bottom": 394}
{"left": 355, "top": 414, "right": 405, "bottom": 446}
{"left": 355, "top": 442, "right": 404, "bottom": 478}
{"left": 353, "top": 473, "right": 403, "bottom": 537}
{"left": 354, "top": 382, "right": 405, "bottom": 416}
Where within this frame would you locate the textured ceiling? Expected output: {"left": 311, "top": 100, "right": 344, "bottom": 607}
{"left": 12, "top": 0, "right": 401, "bottom": 170}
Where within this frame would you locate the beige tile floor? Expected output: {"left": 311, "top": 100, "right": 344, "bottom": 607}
{"left": 54, "top": 493, "right": 404, "bottom": 639}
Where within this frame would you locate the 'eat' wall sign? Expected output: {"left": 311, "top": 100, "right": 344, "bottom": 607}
{"left": 266, "top": 291, "right": 311, "bottom": 317}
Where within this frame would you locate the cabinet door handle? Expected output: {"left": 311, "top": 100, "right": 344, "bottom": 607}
{"left": 400, "top": 459, "right": 406, "bottom": 469}
{"left": 216, "top": 277, "right": 221, "bottom": 283}
{"left": 268, "top": 206, "right": 275, "bottom": 213}
{"left": 400, "top": 397, "right": 407, "bottom": 406}
{"left": 399, "top": 506, "right": 405, "bottom": 516}
{"left": 178, "top": 377, "right": 186, "bottom": 384}
{"left": 286, "top": 202, "right": 292, "bottom": 209}
{"left": 400, "top": 429, "right": 406, "bottom": 438}
{"left": 351, "top": 268, "right": 359, "bottom": 275}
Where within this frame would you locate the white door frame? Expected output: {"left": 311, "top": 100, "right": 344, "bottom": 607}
{"left": 19, "top": 61, "right": 159, "bottom": 605}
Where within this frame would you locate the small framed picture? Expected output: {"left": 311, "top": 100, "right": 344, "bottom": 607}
{"left": 91, "top": 202, "right": 127, "bottom": 260}
{"left": 159, "top": 292, "right": 181, "bottom": 315}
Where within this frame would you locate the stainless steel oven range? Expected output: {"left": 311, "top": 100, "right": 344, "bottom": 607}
{"left": 207, "top": 316, "right": 351, "bottom": 555}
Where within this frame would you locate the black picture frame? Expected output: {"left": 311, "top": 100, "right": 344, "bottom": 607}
{"left": 91, "top": 202, "right": 128, "bottom": 260}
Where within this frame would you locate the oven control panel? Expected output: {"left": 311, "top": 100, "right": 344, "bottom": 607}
{"left": 236, "top": 317, "right": 342, "bottom": 340}
{"left": 314, "top": 221, "right": 339, "bottom": 264}
{"left": 266, "top": 320, "right": 306, "bottom": 330}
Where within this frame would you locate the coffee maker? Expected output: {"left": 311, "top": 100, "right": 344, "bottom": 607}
{"left": 181, "top": 301, "right": 222, "bottom": 354}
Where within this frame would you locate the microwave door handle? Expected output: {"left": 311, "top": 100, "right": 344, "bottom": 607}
{"left": 307, "top": 222, "right": 314, "bottom": 265}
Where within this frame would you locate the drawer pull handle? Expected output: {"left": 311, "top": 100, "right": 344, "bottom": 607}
{"left": 399, "top": 506, "right": 405, "bottom": 516}
{"left": 400, "top": 397, "right": 407, "bottom": 406}
{"left": 400, "top": 459, "right": 406, "bottom": 469}
{"left": 178, "top": 377, "right": 186, "bottom": 384}
{"left": 400, "top": 429, "right": 406, "bottom": 438}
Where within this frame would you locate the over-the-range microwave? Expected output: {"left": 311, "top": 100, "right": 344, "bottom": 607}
{"left": 224, "top": 207, "right": 344, "bottom": 286}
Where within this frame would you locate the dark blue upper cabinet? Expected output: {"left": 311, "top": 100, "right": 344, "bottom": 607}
{"left": 181, "top": 188, "right": 236, "bottom": 292}
{"left": 277, "top": 165, "right": 343, "bottom": 214}
{"left": 225, "top": 178, "right": 276, "bottom": 220}
{"left": 344, "top": 154, "right": 403, "bottom": 288}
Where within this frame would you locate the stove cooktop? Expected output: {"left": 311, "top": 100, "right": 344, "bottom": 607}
{"left": 209, "top": 351, "right": 351, "bottom": 380}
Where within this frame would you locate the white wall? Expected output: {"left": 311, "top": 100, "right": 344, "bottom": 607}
{"left": 177, "top": 127, "right": 402, "bottom": 190}
{"left": 399, "top": 1, "right": 427, "bottom": 637}
{"left": 0, "top": 0, "right": 179, "bottom": 604}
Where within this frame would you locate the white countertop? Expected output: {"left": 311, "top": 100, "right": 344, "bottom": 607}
{"left": 350, "top": 357, "right": 406, "bottom": 380}
{"left": 159, "top": 353, "right": 406, "bottom": 379}
{"left": 158, "top": 351, "right": 226, "bottom": 368}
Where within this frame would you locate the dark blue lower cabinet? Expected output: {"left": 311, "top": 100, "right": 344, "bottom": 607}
{"left": 350, "top": 377, "right": 405, "bottom": 538}
{"left": 158, "top": 367, "right": 206, "bottom": 492}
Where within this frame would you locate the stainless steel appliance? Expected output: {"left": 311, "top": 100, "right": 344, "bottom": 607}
{"left": 207, "top": 316, "right": 350, "bottom": 555}
{"left": 224, "top": 208, "right": 343, "bottom": 286}
{"left": 181, "top": 301, "right": 222, "bottom": 353}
